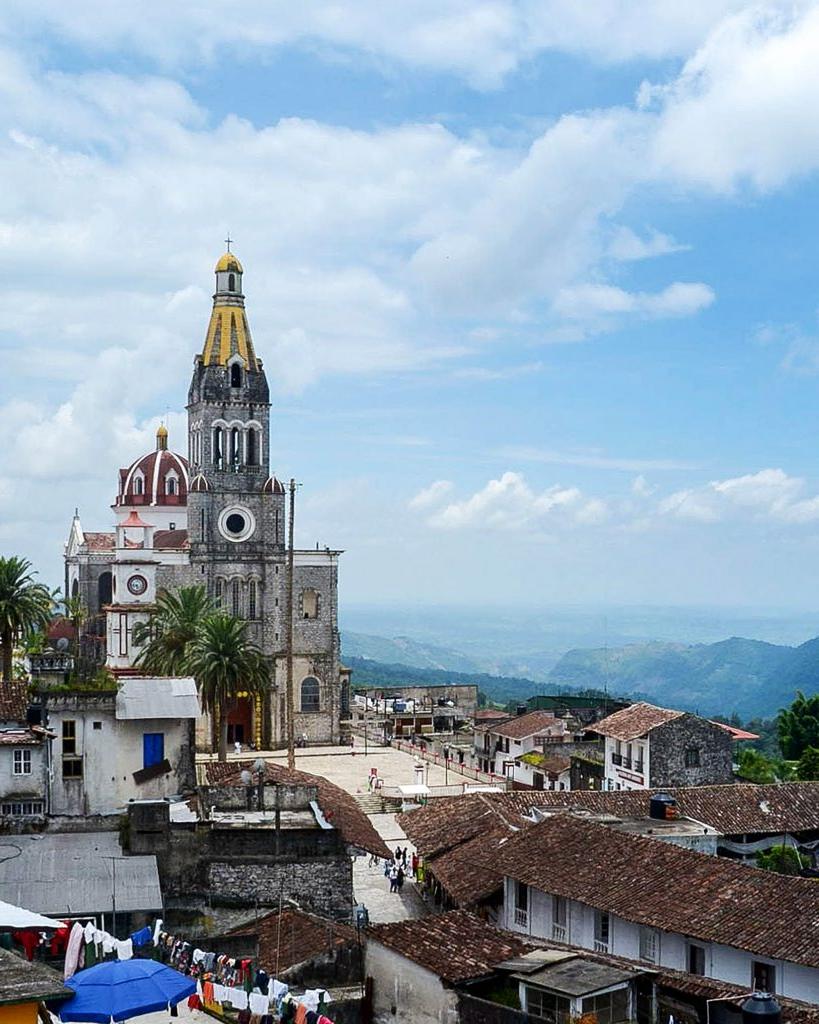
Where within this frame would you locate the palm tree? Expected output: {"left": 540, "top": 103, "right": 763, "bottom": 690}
{"left": 133, "top": 586, "right": 214, "bottom": 675}
{"left": 186, "top": 613, "right": 269, "bottom": 762}
{"left": 0, "top": 557, "right": 53, "bottom": 684}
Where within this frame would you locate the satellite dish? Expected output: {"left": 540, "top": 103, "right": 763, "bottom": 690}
{"left": 56, "top": 637, "right": 69, "bottom": 652}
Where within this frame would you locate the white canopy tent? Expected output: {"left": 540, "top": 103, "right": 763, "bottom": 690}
{"left": 0, "top": 899, "right": 64, "bottom": 930}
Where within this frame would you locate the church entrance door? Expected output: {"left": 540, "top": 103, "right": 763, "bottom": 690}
{"left": 226, "top": 695, "right": 253, "bottom": 746}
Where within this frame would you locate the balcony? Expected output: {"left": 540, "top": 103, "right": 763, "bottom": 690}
{"left": 621, "top": 756, "right": 632, "bottom": 769}
{"left": 634, "top": 760, "right": 645, "bottom": 774}
{"left": 593, "top": 939, "right": 609, "bottom": 953}
{"left": 552, "top": 923, "right": 567, "bottom": 942}
{"left": 514, "top": 908, "right": 528, "bottom": 929}
{"left": 611, "top": 752, "right": 622, "bottom": 765}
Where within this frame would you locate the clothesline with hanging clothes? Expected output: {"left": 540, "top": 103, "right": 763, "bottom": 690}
{"left": 63, "top": 918, "right": 163, "bottom": 979}
{"left": 59, "top": 914, "right": 337, "bottom": 1024}
{"left": 154, "top": 928, "right": 335, "bottom": 1024}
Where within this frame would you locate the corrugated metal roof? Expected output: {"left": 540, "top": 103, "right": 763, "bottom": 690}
{"left": 115, "top": 677, "right": 200, "bottom": 720}
{"left": 0, "top": 833, "right": 161, "bottom": 916}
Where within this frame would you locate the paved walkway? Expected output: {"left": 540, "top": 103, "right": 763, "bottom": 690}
{"left": 352, "top": 813, "right": 428, "bottom": 924}
{"left": 206, "top": 742, "right": 478, "bottom": 793}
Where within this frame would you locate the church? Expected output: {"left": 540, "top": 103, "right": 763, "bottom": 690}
{"left": 65, "top": 249, "right": 350, "bottom": 751}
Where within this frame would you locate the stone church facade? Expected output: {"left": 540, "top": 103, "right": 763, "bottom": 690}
{"left": 65, "top": 250, "right": 350, "bottom": 750}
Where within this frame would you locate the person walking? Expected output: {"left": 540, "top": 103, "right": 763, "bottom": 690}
{"left": 411, "top": 852, "right": 418, "bottom": 878}
{"left": 389, "top": 864, "right": 399, "bottom": 893}
{"left": 396, "top": 865, "right": 405, "bottom": 891}
{"left": 394, "top": 845, "right": 401, "bottom": 863}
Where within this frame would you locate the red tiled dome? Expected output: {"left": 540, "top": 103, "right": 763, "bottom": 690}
{"left": 117, "top": 447, "right": 189, "bottom": 507}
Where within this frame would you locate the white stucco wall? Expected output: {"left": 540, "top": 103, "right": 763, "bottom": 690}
{"left": 48, "top": 706, "right": 191, "bottom": 816}
{"left": 0, "top": 742, "right": 46, "bottom": 808}
{"left": 502, "top": 877, "right": 818, "bottom": 1000}
{"left": 365, "top": 939, "right": 457, "bottom": 1024}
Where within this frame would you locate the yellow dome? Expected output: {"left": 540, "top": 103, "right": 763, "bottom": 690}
{"left": 215, "top": 251, "right": 243, "bottom": 274}
{"left": 156, "top": 424, "right": 168, "bottom": 436}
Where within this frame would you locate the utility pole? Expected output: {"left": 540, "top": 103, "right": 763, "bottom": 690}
{"left": 286, "top": 478, "right": 297, "bottom": 770}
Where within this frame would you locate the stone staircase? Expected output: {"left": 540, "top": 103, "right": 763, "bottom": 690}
{"left": 355, "top": 792, "right": 386, "bottom": 815}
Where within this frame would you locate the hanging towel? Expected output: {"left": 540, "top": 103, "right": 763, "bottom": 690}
{"left": 227, "top": 988, "right": 249, "bottom": 1009}
{"left": 152, "top": 918, "right": 163, "bottom": 944}
{"left": 301, "top": 991, "right": 330, "bottom": 1013}
{"left": 102, "top": 933, "right": 116, "bottom": 954}
{"left": 294, "top": 1006, "right": 307, "bottom": 1024}
{"left": 116, "top": 939, "right": 133, "bottom": 960}
{"left": 130, "top": 926, "right": 152, "bottom": 948}
{"left": 83, "top": 921, "right": 95, "bottom": 944}
{"left": 64, "top": 922, "right": 85, "bottom": 980}
{"left": 249, "top": 992, "right": 268, "bottom": 1015}
{"left": 192, "top": 948, "right": 205, "bottom": 964}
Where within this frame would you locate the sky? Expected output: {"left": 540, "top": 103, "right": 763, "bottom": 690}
{"left": 3, "top": 2, "right": 819, "bottom": 611}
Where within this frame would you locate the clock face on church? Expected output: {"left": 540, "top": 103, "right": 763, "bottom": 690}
{"left": 127, "top": 574, "right": 148, "bottom": 596}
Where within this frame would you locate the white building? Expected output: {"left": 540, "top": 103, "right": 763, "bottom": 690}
{"left": 0, "top": 683, "right": 47, "bottom": 821}
{"left": 499, "top": 812, "right": 818, "bottom": 1002}
{"left": 474, "top": 710, "right": 571, "bottom": 781}
{"left": 45, "top": 677, "right": 199, "bottom": 817}
{"left": 592, "top": 702, "right": 734, "bottom": 792}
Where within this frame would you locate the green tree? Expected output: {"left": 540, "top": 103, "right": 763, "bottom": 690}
{"left": 186, "top": 614, "right": 269, "bottom": 762}
{"left": 756, "top": 844, "right": 804, "bottom": 875}
{"left": 777, "top": 691, "right": 819, "bottom": 760}
{"left": 133, "top": 586, "right": 214, "bottom": 675}
{"left": 0, "top": 557, "right": 53, "bottom": 683}
{"left": 796, "top": 745, "right": 819, "bottom": 781}
{"left": 57, "top": 593, "right": 88, "bottom": 659}
{"left": 736, "top": 747, "right": 784, "bottom": 783}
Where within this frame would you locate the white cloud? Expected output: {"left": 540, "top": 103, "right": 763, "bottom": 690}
{"left": 608, "top": 226, "right": 689, "bottom": 262}
{"left": 658, "top": 468, "right": 819, "bottom": 524}
{"left": 498, "top": 446, "right": 692, "bottom": 473}
{"left": 409, "top": 480, "right": 454, "bottom": 509}
{"left": 648, "top": 4, "right": 819, "bottom": 191}
{"left": 0, "top": 2, "right": 746, "bottom": 89}
{"left": 554, "top": 281, "right": 715, "bottom": 320}
{"left": 631, "top": 475, "right": 656, "bottom": 497}
{"left": 453, "top": 361, "right": 544, "bottom": 380}
{"left": 426, "top": 471, "right": 607, "bottom": 530}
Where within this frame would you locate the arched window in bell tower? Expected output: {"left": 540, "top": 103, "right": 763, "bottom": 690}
{"left": 213, "top": 427, "right": 223, "bottom": 467}
{"left": 228, "top": 273, "right": 235, "bottom": 291}
{"left": 230, "top": 427, "right": 240, "bottom": 465}
{"left": 230, "top": 363, "right": 242, "bottom": 388}
{"left": 246, "top": 427, "right": 257, "bottom": 466}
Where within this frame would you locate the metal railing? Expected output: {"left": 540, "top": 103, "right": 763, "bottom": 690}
{"left": 593, "top": 939, "right": 609, "bottom": 953}
{"left": 552, "top": 923, "right": 567, "bottom": 942}
{"left": 514, "top": 908, "right": 528, "bottom": 928}
{"left": 391, "top": 738, "right": 511, "bottom": 788}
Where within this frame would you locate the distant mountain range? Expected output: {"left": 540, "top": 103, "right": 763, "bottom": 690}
{"left": 342, "top": 630, "right": 819, "bottom": 718}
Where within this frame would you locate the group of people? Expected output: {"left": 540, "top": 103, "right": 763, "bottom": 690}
{"left": 368, "top": 845, "right": 419, "bottom": 894}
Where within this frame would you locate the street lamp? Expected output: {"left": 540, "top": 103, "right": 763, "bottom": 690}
{"left": 443, "top": 746, "right": 449, "bottom": 785}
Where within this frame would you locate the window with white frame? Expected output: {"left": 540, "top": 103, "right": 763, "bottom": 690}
{"left": 751, "top": 961, "right": 776, "bottom": 994}
{"left": 593, "top": 910, "right": 610, "bottom": 951}
{"left": 514, "top": 880, "right": 529, "bottom": 928}
{"left": 1, "top": 801, "right": 43, "bottom": 817}
{"left": 525, "top": 987, "right": 570, "bottom": 1024}
{"left": 552, "top": 894, "right": 567, "bottom": 942}
{"left": 13, "top": 748, "right": 32, "bottom": 775}
{"left": 639, "top": 927, "right": 658, "bottom": 963}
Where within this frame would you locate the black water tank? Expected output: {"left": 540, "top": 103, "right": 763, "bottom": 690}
{"left": 649, "top": 793, "right": 678, "bottom": 820}
{"left": 26, "top": 706, "right": 42, "bottom": 727}
{"left": 516, "top": 704, "right": 527, "bottom": 716}
{"left": 741, "top": 993, "right": 781, "bottom": 1024}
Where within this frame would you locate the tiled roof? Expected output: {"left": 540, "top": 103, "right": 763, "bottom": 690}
{"left": 399, "top": 793, "right": 504, "bottom": 859}
{"left": 204, "top": 760, "right": 390, "bottom": 857}
{"left": 499, "top": 813, "right": 819, "bottom": 969}
{"left": 228, "top": 908, "right": 356, "bottom": 974}
{"left": 474, "top": 710, "right": 512, "bottom": 721}
{"left": 590, "top": 701, "right": 684, "bottom": 740}
{"left": 426, "top": 827, "right": 511, "bottom": 905}
{"left": 401, "top": 782, "right": 819, "bottom": 854}
{"left": 0, "top": 682, "right": 29, "bottom": 724}
{"left": 368, "top": 909, "right": 532, "bottom": 984}
{"left": 82, "top": 532, "right": 115, "bottom": 551}
{"left": 0, "top": 731, "right": 39, "bottom": 746}
{"left": 484, "top": 710, "right": 560, "bottom": 740}
{"left": 154, "top": 529, "right": 189, "bottom": 550}
{"left": 656, "top": 967, "right": 819, "bottom": 1024}
{"left": 0, "top": 948, "right": 71, "bottom": 1004}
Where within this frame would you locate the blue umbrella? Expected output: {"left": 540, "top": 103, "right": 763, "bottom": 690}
{"left": 59, "top": 960, "right": 196, "bottom": 1023}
